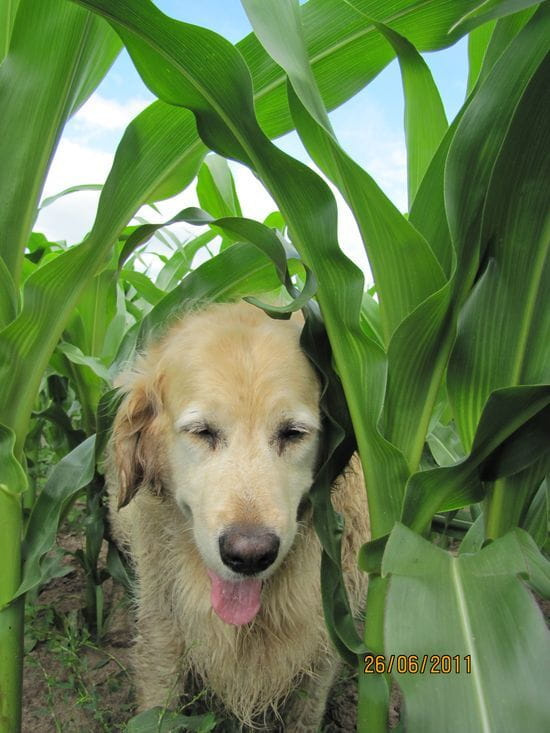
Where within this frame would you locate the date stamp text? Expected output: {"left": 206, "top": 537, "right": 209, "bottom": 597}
{"left": 363, "top": 654, "right": 472, "bottom": 675}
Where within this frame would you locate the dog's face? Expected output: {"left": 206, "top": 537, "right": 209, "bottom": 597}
{"left": 113, "top": 303, "right": 321, "bottom": 624}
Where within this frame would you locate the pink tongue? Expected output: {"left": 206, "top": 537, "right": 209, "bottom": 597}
{"left": 207, "top": 570, "right": 262, "bottom": 626}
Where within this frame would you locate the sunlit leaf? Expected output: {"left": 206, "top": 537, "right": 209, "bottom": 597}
{"left": 384, "top": 524, "right": 550, "bottom": 732}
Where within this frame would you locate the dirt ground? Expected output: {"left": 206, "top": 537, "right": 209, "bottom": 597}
{"left": 23, "top": 525, "right": 398, "bottom": 732}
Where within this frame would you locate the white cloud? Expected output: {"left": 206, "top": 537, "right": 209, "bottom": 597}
{"left": 71, "top": 92, "right": 152, "bottom": 134}
{"left": 365, "top": 140, "right": 408, "bottom": 212}
{"left": 35, "top": 139, "right": 114, "bottom": 243}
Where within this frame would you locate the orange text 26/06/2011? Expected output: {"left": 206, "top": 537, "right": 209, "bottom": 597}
{"left": 363, "top": 654, "right": 472, "bottom": 675}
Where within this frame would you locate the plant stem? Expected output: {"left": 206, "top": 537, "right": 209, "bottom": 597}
{"left": 484, "top": 478, "right": 507, "bottom": 541}
{"left": 484, "top": 470, "right": 538, "bottom": 541}
{"left": 0, "top": 487, "right": 23, "bottom": 733}
{"left": 357, "top": 575, "right": 390, "bottom": 732}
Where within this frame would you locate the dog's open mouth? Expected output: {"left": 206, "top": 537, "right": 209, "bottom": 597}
{"left": 207, "top": 569, "right": 262, "bottom": 626}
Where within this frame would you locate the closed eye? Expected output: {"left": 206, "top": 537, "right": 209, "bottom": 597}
{"left": 275, "top": 422, "right": 310, "bottom": 452}
{"left": 278, "top": 426, "right": 306, "bottom": 441}
{"left": 180, "top": 422, "right": 220, "bottom": 448}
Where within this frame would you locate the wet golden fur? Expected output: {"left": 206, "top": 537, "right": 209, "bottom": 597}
{"left": 106, "top": 302, "right": 369, "bottom": 730}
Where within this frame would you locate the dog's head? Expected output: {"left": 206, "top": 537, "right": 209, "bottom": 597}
{"left": 112, "top": 302, "right": 321, "bottom": 625}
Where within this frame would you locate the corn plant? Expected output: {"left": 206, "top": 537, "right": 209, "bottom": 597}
{"left": 0, "top": 1, "right": 461, "bottom": 728}
{"left": 62, "top": 0, "right": 550, "bottom": 730}
{"left": 1, "top": 1, "right": 549, "bottom": 731}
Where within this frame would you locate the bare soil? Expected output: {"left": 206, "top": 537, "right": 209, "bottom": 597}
{"left": 23, "top": 530, "right": 134, "bottom": 732}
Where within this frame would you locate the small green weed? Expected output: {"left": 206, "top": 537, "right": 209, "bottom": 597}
{"left": 25, "top": 603, "right": 133, "bottom": 731}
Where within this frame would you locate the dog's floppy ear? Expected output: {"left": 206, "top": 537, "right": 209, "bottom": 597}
{"left": 112, "top": 370, "right": 164, "bottom": 509}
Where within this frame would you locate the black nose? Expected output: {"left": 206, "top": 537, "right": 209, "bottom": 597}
{"left": 219, "top": 525, "right": 280, "bottom": 576}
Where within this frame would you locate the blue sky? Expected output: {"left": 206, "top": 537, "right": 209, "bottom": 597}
{"left": 36, "top": 0, "right": 469, "bottom": 277}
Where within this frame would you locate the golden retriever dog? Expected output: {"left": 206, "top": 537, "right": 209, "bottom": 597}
{"left": 107, "top": 301, "right": 369, "bottom": 730}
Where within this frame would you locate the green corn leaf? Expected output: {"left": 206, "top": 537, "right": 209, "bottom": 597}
{"left": 245, "top": 0, "right": 452, "bottom": 471}
{"left": 73, "top": 266, "right": 119, "bottom": 358}
{"left": 243, "top": 0, "right": 333, "bottom": 132}
{"left": 447, "top": 47, "right": 550, "bottom": 450}
{"left": 16, "top": 385, "right": 120, "bottom": 604}
{"left": 408, "top": 113, "right": 462, "bottom": 279}
{"left": 482, "top": 409, "right": 550, "bottom": 482}
{"left": 1, "top": 0, "right": 496, "bottom": 450}
{"left": 301, "top": 305, "right": 367, "bottom": 665}
{"left": 119, "top": 205, "right": 212, "bottom": 267}
{"left": 155, "top": 231, "right": 217, "bottom": 291}
{"left": 56, "top": 342, "right": 111, "bottom": 383}
{"left": 95, "top": 388, "right": 124, "bottom": 459}
{"left": 0, "top": 247, "right": 91, "bottom": 447}
{"left": 484, "top": 455, "right": 550, "bottom": 542}
{"left": 514, "top": 525, "right": 550, "bottom": 598}
{"left": 459, "top": 513, "right": 485, "bottom": 554}
{"left": 412, "top": 5, "right": 536, "bottom": 301}
{"left": 0, "top": 0, "right": 121, "bottom": 282}
{"left": 114, "top": 242, "right": 289, "bottom": 369}
{"left": 88, "top": 102, "right": 207, "bottom": 254}
{"left": 466, "top": 20, "right": 496, "bottom": 94}
{"left": 245, "top": 0, "right": 485, "bottom": 140}
{"left": 39, "top": 184, "right": 104, "bottom": 210}
{"left": 120, "top": 204, "right": 315, "bottom": 314}
{"left": 383, "top": 523, "right": 550, "bottom": 732}
{"left": 126, "top": 708, "right": 216, "bottom": 733}
{"left": 57, "top": 264, "right": 121, "bottom": 432}
{"left": 402, "top": 386, "right": 550, "bottom": 532}
{"left": 451, "top": 0, "right": 544, "bottom": 35}
{"left": 476, "top": 6, "right": 539, "bottom": 85}
{"left": 14, "top": 436, "right": 96, "bottom": 600}
{"left": 521, "top": 478, "right": 548, "bottom": 547}
{"left": 154, "top": 224, "right": 186, "bottom": 252}
{"left": 0, "top": 257, "right": 17, "bottom": 329}
{"left": 120, "top": 270, "right": 166, "bottom": 306}
{"left": 381, "top": 282, "right": 454, "bottom": 471}
{"left": 289, "top": 84, "right": 446, "bottom": 342}
{"left": 196, "top": 154, "right": 242, "bottom": 218}
{"left": 0, "top": 101, "right": 205, "bottom": 448}
{"left": 0, "top": 425, "right": 27, "bottom": 498}
{"left": 329, "top": 6, "right": 448, "bottom": 208}
{"left": 25, "top": 232, "right": 54, "bottom": 256}
{"left": 426, "top": 418, "right": 465, "bottom": 468}
{"left": 359, "top": 292, "right": 383, "bottom": 348}
{"left": 245, "top": 0, "right": 447, "bottom": 342}
{"left": 102, "top": 284, "right": 129, "bottom": 364}
{"left": 0, "top": 0, "right": 20, "bottom": 62}
{"left": 444, "top": 4, "right": 550, "bottom": 307}
{"left": 406, "top": 12, "right": 547, "bottom": 535}
{"left": 106, "top": 541, "right": 134, "bottom": 593}
{"left": 371, "top": 22, "right": 448, "bottom": 208}
{"left": 0, "top": 246, "right": 117, "bottom": 447}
